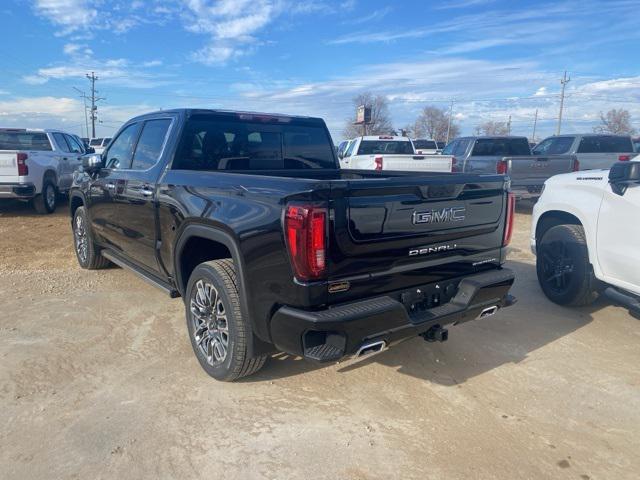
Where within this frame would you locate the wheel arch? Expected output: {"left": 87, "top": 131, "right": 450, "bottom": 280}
{"left": 535, "top": 210, "right": 583, "bottom": 245}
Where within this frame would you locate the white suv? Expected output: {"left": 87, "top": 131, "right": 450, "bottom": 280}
{"left": 531, "top": 161, "right": 640, "bottom": 316}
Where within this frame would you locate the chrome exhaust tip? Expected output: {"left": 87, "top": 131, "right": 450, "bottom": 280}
{"left": 355, "top": 340, "right": 387, "bottom": 358}
{"left": 478, "top": 305, "right": 499, "bottom": 319}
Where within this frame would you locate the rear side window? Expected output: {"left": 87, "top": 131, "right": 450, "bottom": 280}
{"left": 357, "top": 140, "right": 414, "bottom": 155}
{"left": 131, "top": 119, "right": 171, "bottom": 170}
{"left": 104, "top": 123, "right": 141, "bottom": 169}
{"left": 577, "top": 136, "right": 633, "bottom": 153}
{"left": 173, "top": 115, "right": 336, "bottom": 171}
{"left": 0, "top": 132, "right": 52, "bottom": 151}
{"left": 441, "top": 140, "right": 457, "bottom": 155}
{"left": 453, "top": 138, "right": 470, "bottom": 156}
{"left": 414, "top": 140, "right": 437, "bottom": 150}
{"left": 532, "top": 137, "right": 575, "bottom": 155}
{"left": 344, "top": 140, "right": 356, "bottom": 157}
{"left": 52, "top": 132, "right": 71, "bottom": 153}
{"left": 472, "top": 138, "right": 531, "bottom": 156}
{"left": 65, "top": 135, "right": 84, "bottom": 154}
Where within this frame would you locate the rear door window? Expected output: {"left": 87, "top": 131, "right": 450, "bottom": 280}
{"left": 532, "top": 137, "right": 575, "bottom": 155}
{"left": 52, "top": 133, "right": 71, "bottom": 153}
{"left": 65, "top": 135, "right": 84, "bottom": 154}
{"left": 0, "top": 131, "right": 52, "bottom": 151}
{"left": 453, "top": 139, "right": 470, "bottom": 156}
{"left": 577, "top": 136, "right": 633, "bottom": 153}
{"left": 441, "top": 140, "right": 457, "bottom": 155}
{"left": 104, "top": 123, "right": 141, "bottom": 169}
{"left": 131, "top": 119, "right": 171, "bottom": 170}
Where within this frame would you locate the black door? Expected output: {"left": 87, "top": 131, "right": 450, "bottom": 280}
{"left": 115, "top": 118, "right": 173, "bottom": 273}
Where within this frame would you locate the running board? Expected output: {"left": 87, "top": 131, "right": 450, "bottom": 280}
{"left": 604, "top": 287, "right": 640, "bottom": 318}
{"left": 101, "top": 250, "right": 180, "bottom": 298}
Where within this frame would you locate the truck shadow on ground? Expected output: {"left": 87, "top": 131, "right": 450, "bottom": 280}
{"left": 247, "top": 259, "right": 611, "bottom": 385}
{"left": 0, "top": 198, "right": 68, "bottom": 218}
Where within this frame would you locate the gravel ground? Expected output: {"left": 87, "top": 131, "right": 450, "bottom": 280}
{"left": 1, "top": 199, "right": 639, "bottom": 480}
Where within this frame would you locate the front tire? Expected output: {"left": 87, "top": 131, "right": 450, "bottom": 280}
{"left": 73, "top": 206, "right": 111, "bottom": 270}
{"left": 33, "top": 180, "right": 57, "bottom": 214}
{"left": 536, "top": 224, "right": 599, "bottom": 306}
{"left": 186, "top": 259, "right": 267, "bottom": 381}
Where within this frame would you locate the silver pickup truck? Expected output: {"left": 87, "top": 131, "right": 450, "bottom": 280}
{"left": 442, "top": 136, "right": 578, "bottom": 199}
{"left": 532, "top": 134, "right": 635, "bottom": 171}
{"left": 0, "top": 128, "right": 88, "bottom": 213}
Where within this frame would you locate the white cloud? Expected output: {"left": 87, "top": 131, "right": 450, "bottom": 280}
{"left": 33, "top": 0, "right": 97, "bottom": 34}
{"left": 63, "top": 42, "right": 93, "bottom": 57}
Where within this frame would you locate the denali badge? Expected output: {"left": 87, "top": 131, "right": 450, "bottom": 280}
{"left": 412, "top": 206, "right": 466, "bottom": 225}
{"left": 409, "top": 244, "right": 457, "bottom": 256}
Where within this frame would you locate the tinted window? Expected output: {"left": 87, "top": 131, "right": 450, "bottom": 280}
{"left": 131, "top": 119, "right": 171, "bottom": 170}
{"left": 454, "top": 138, "right": 470, "bottom": 156}
{"left": 103, "top": 138, "right": 112, "bottom": 146}
{"left": 65, "top": 134, "right": 84, "bottom": 154}
{"left": 532, "top": 136, "right": 575, "bottom": 155}
{"left": 357, "top": 140, "right": 414, "bottom": 155}
{"left": 52, "top": 132, "right": 71, "bottom": 153}
{"left": 441, "top": 140, "right": 457, "bottom": 155}
{"left": 173, "top": 115, "right": 336, "bottom": 170}
{"left": 0, "top": 131, "right": 52, "bottom": 151}
{"left": 90, "top": 138, "right": 103, "bottom": 146}
{"left": 577, "top": 136, "right": 633, "bottom": 153}
{"left": 344, "top": 140, "right": 356, "bottom": 157}
{"left": 104, "top": 123, "right": 141, "bottom": 169}
{"left": 414, "top": 140, "right": 437, "bottom": 150}
{"left": 471, "top": 138, "right": 531, "bottom": 156}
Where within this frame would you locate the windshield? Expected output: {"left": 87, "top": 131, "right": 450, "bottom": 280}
{"left": 172, "top": 115, "right": 337, "bottom": 170}
{"left": 357, "top": 140, "right": 414, "bottom": 155}
{"left": 413, "top": 140, "right": 437, "bottom": 150}
{"left": 90, "top": 138, "right": 103, "bottom": 146}
{"left": 471, "top": 138, "right": 531, "bottom": 156}
{"left": 0, "top": 131, "right": 52, "bottom": 151}
{"left": 532, "top": 137, "right": 575, "bottom": 155}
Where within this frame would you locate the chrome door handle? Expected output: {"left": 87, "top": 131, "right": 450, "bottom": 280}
{"left": 106, "top": 183, "right": 116, "bottom": 190}
{"left": 141, "top": 189, "right": 154, "bottom": 197}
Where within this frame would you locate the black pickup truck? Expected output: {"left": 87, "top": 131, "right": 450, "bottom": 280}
{"left": 70, "top": 109, "right": 516, "bottom": 381}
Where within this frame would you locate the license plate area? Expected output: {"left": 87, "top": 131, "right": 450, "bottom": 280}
{"left": 399, "top": 279, "right": 461, "bottom": 321}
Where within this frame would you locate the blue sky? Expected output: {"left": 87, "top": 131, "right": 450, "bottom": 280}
{"left": 1, "top": 0, "right": 639, "bottom": 141}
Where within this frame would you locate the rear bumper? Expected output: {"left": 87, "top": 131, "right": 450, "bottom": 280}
{"left": 0, "top": 183, "right": 36, "bottom": 199}
{"left": 270, "top": 268, "right": 516, "bottom": 361}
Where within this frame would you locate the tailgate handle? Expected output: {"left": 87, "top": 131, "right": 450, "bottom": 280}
{"left": 537, "top": 157, "right": 549, "bottom": 161}
{"left": 413, "top": 156, "right": 425, "bottom": 160}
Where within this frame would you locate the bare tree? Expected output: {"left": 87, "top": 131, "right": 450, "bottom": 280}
{"left": 410, "top": 106, "right": 460, "bottom": 142}
{"left": 343, "top": 92, "right": 394, "bottom": 138}
{"left": 593, "top": 109, "right": 636, "bottom": 135}
{"left": 475, "top": 121, "right": 510, "bottom": 136}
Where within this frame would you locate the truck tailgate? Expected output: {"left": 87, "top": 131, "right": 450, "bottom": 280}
{"left": 506, "top": 155, "right": 575, "bottom": 186}
{"left": 327, "top": 174, "right": 507, "bottom": 303}
{"left": 381, "top": 154, "right": 452, "bottom": 172}
{"left": 0, "top": 151, "right": 19, "bottom": 180}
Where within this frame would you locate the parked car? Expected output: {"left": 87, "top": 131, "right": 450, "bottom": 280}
{"left": 442, "top": 136, "right": 578, "bottom": 199}
{"left": 632, "top": 137, "right": 640, "bottom": 152}
{"left": 413, "top": 138, "right": 441, "bottom": 155}
{"left": 531, "top": 161, "right": 640, "bottom": 317}
{"left": 532, "top": 134, "right": 635, "bottom": 170}
{"left": 89, "top": 137, "right": 111, "bottom": 154}
{"left": 0, "top": 128, "right": 87, "bottom": 213}
{"left": 339, "top": 136, "right": 452, "bottom": 172}
{"left": 70, "top": 108, "right": 516, "bottom": 381}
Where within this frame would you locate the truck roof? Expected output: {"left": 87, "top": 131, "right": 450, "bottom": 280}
{"left": 355, "top": 135, "right": 411, "bottom": 141}
{"left": 457, "top": 135, "right": 528, "bottom": 140}
{"left": 126, "top": 108, "right": 324, "bottom": 124}
{"left": 552, "top": 133, "right": 632, "bottom": 138}
{"left": 0, "top": 128, "right": 64, "bottom": 133}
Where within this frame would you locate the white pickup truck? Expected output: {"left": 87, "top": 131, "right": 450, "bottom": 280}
{"left": 0, "top": 128, "right": 87, "bottom": 213}
{"left": 338, "top": 136, "right": 452, "bottom": 172}
{"left": 531, "top": 161, "right": 640, "bottom": 317}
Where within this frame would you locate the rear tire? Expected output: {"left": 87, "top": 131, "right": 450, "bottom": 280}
{"left": 536, "top": 224, "right": 599, "bottom": 306}
{"left": 73, "top": 206, "right": 111, "bottom": 270}
{"left": 32, "top": 180, "right": 57, "bottom": 214}
{"left": 186, "top": 259, "right": 267, "bottom": 381}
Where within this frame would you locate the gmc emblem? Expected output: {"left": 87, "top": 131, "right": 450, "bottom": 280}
{"left": 412, "top": 206, "right": 466, "bottom": 225}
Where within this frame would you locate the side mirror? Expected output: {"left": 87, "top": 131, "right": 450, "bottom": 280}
{"left": 609, "top": 161, "right": 640, "bottom": 195}
{"left": 82, "top": 153, "right": 103, "bottom": 173}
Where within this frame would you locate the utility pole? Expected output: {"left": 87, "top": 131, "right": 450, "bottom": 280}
{"left": 72, "top": 87, "right": 89, "bottom": 138}
{"left": 86, "top": 72, "right": 104, "bottom": 138}
{"left": 557, "top": 70, "right": 570, "bottom": 135}
{"left": 532, "top": 108, "right": 538, "bottom": 142}
{"left": 507, "top": 115, "right": 512, "bottom": 135}
{"left": 445, "top": 100, "right": 454, "bottom": 144}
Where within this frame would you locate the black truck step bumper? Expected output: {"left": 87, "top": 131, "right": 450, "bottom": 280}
{"left": 270, "top": 268, "right": 516, "bottom": 361}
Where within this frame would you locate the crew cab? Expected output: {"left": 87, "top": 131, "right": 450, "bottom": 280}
{"left": 339, "top": 136, "right": 453, "bottom": 172}
{"left": 70, "top": 109, "right": 516, "bottom": 381}
{"left": 533, "top": 134, "right": 635, "bottom": 170}
{"left": 0, "top": 128, "right": 88, "bottom": 213}
{"left": 442, "top": 136, "right": 578, "bottom": 199}
{"left": 531, "top": 161, "right": 640, "bottom": 317}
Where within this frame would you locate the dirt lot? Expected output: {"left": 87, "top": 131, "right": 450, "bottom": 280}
{"left": 1, "top": 200, "right": 639, "bottom": 480}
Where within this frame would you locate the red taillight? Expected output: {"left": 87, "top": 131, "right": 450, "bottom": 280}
{"left": 503, "top": 192, "right": 515, "bottom": 247}
{"left": 17, "top": 153, "right": 28, "bottom": 176}
{"left": 374, "top": 156, "right": 383, "bottom": 171}
{"left": 619, "top": 155, "right": 631, "bottom": 161}
{"left": 572, "top": 158, "right": 580, "bottom": 171}
{"left": 496, "top": 159, "right": 508, "bottom": 174}
{"left": 284, "top": 204, "right": 327, "bottom": 281}
{"left": 451, "top": 156, "right": 458, "bottom": 172}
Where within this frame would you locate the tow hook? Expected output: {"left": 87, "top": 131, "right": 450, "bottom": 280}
{"left": 422, "top": 325, "right": 448, "bottom": 343}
